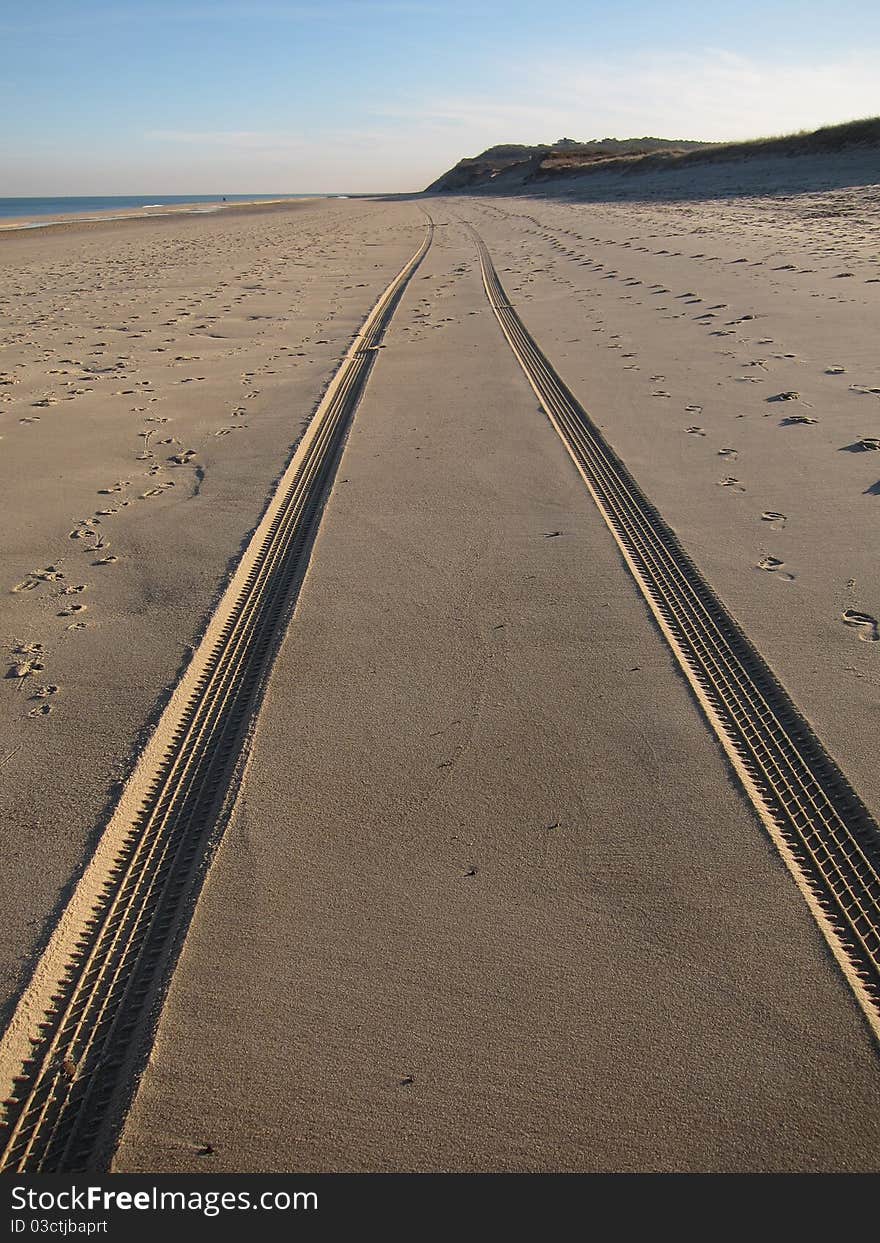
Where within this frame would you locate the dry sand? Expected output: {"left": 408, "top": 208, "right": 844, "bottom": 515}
{"left": 116, "top": 188, "right": 879, "bottom": 1172}
{"left": 458, "top": 184, "right": 880, "bottom": 819}
{"left": 1, "top": 174, "right": 878, "bottom": 1172}
{"left": 0, "top": 199, "right": 423, "bottom": 1024}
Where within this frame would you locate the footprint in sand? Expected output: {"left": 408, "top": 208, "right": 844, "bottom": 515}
{"left": 825, "top": 366, "right": 846, "bottom": 375}
{"left": 57, "top": 602, "right": 86, "bottom": 618}
{"left": 97, "top": 480, "right": 130, "bottom": 495}
{"left": 718, "top": 447, "right": 738, "bottom": 459}
{"left": 12, "top": 565, "right": 65, "bottom": 592}
{"left": 761, "top": 511, "right": 787, "bottom": 529}
{"left": 27, "top": 683, "right": 58, "bottom": 715}
{"left": 30, "top": 684, "right": 59, "bottom": 700}
{"left": 169, "top": 449, "right": 195, "bottom": 464}
{"left": 780, "top": 415, "right": 818, "bottom": 426}
{"left": 766, "top": 391, "right": 801, "bottom": 403}
{"left": 718, "top": 476, "right": 746, "bottom": 491}
{"left": 7, "top": 643, "right": 46, "bottom": 683}
{"left": 841, "top": 610, "right": 879, "bottom": 641}
{"left": 93, "top": 554, "right": 118, "bottom": 566}
{"left": 685, "top": 426, "right": 706, "bottom": 436}
{"left": 757, "top": 555, "right": 795, "bottom": 580}
{"left": 841, "top": 437, "right": 880, "bottom": 452}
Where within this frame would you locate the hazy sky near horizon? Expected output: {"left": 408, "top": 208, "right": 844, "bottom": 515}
{"left": 2, "top": 0, "right": 879, "bottom": 194}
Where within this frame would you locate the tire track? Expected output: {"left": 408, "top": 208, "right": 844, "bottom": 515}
{"left": 0, "top": 219, "right": 433, "bottom": 1173}
{"left": 471, "top": 226, "right": 880, "bottom": 1043}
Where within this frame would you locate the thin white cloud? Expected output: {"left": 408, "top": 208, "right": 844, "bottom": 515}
{"left": 548, "top": 49, "right": 880, "bottom": 140}
{"left": 383, "top": 48, "right": 880, "bottom": 145}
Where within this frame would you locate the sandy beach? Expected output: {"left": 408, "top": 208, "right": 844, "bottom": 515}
{"left": 0, "top": 199, "right": 422, "bottom": 1024}
{"left": 1, "top": 170, "right": 878, "bottom": 1173}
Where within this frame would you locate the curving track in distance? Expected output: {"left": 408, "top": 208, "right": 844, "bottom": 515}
{"left": 0, "top": 218, "right": 434, "bottom": 1173}
{"left": 471, "top": 226, "right": 880, "bottom": 1043}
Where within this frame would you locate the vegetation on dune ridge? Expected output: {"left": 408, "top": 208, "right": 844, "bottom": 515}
{"left": 599, "top": 115, "right": 880, "bottom": 172}
{"left": 425, "top": 117, "right": 880, "bottom": 192}
{"left": 474, "top": 136, "right": 711, "bottom": 161}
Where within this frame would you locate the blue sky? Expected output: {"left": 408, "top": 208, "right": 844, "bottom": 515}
{"left": 2, "top": 0, "right": 878, "bottom": 194}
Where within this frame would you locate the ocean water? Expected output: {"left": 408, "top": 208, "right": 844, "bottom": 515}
{"left": 0, "top": 194, "right": 328, "bottom": 224}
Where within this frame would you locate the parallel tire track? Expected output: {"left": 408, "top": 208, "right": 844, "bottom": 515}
{"left": 472, "top": 227, "right": 880, "bottom": 1042}
{"left": 0, "top": 219, "right": 433, "bottom": 1173}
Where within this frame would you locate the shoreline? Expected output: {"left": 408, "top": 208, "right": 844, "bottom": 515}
{"left": 0, "top": 195, "right": 330, "bottom": 236}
